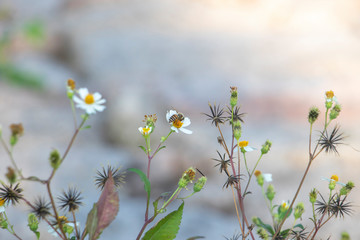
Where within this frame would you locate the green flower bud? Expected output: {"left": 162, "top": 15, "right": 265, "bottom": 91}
{"left": 0, "top": 219, "right": 8, "bottom": 229}
{"left": 308, "top": 107, "right": 320, "bottom": 124}
{"left": 49, "top": 149, "right": 61, "bottom": 170}
{"left": 266, "top": 184, "right": 275, "bottom": 201}
{"left": 345, "top": 181, "right": 355, "bottom": 191}
{"left": 230, "top": 86, "right": 238, "bottom": 108}
{"left": 329, "top": 180, "right": 336, "bottom": 190}
{"left": 257, "top": 227, "right": 269, "bottom": 240}
{"left": 340, "top": 187, "right": 349, "bottom": 196}
{"left": 329, "top": 104, "right": 341, "bottom": 120}
{"left": 325, "top": 100, "right": 333, "bottom": 109}
{"left": 294, "top": 202, "right": 305, "bottom": 220}
{"left": 233, "top": 120, "right": 242, "bottom": 140}
{"left": 256, "top": 173, "right": 264, "bottom": 187}
{"left": 261, "top": 140, "right": 272, "bottom": 154}
{"left": 309, "top": 188, "right": 317, "bottom": 203}
{"left": 341, "top": 231, "right": 351, "bottom": 240}
{"left": 143, "top": 114, "right": 157, "bottom": 132}
{"left": 178, "top": 167, "right": 196, "bottom": 188}
{"left": 193, "top": 176, "right": 207, "bottom": 193}
{"left": 27, "top": 213, "right": 39, "bottom": 232}
{"left": 5, "top": 167, "right": 17, "bottom": 184}
{"left": 252, "top": 217, "right": 260, "bottom": 226}
{"left": 64, "top": 224, "right": 74, "bottom": 234}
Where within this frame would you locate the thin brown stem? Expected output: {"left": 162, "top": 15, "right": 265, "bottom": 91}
{"left": 72, "top": 210, "right": 80, "bottom": 240}
{"left": 231, "top": 185, "right": 244, "bottom": 235}
{"left": 0, "top": 137, "right": 23, "bottom": 178}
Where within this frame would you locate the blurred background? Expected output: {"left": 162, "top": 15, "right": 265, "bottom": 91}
{"left": 0, "top": 0, "right": 360, "bottom": 239}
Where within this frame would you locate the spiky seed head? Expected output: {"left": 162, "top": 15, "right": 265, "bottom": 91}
{"left": 308, "top": 107, "right": 320, "bottom": 124}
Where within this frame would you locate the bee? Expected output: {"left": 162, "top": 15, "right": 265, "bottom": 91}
{"left": 168, "top": 112, "right": 185, "bottom": 123}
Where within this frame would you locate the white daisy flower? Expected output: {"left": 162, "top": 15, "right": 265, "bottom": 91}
{"left": 321, "top": 175, "right": 346, "bottom": 186}
{"left": 138, "top": 126, "right": 152, "bottom": 136}
{"left": 166, "top": 110, "right": 192, "bottom": 134}
{"left": 73, "top": 88, "right": 106, "bottom": 114}
{"left": 0, "top": 198, "right": 5, "bottom": 213}
{"left": 281, "top": 201, "right": 290, "bottom": 210}
{"left": 237, "top": 140, "right": 256, "bottom": 152}
{"left": 325, "top": 90, "right": 338, "bottom": 103}
{"left": 263, "top": 173, "right": 272, "bottom": 182}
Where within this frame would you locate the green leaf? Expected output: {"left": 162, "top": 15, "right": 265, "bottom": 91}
{"left": 294, "top": 223, "right": 304, "bottom": 230}
{"left": 81, "top": 125, "right": 91, "bottom": 130}
{"left": 85, "top": 203, "right": 98, "bottom": 240}
{"left": 128, "top": 168, "right": 151, "bottom": 199}
{"left": 139, "top": 146, "right": 147, "bottom": 154}
{"left": 154, "top": 146, "right": 166, "bottom": 155}
{"left": 142, "top": 202, "right": 184, "bottom": 240}
{"left": 255, "top": 217, "right": 274, "bottom": 235}
{"left": 35, "top": 231, "right": 40, "bottom": 240}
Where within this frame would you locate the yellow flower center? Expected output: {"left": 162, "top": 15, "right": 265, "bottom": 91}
{"left": 0, "top": 198, "right": 5, "bottom": 206}
{"left": 173, "top": 119, "right": 183, "bottom": 129}
{"left": 325, "top": 90, "right": 334, "bottom": 99}
{"left": 330, "top": 175, "right": 339, "bottom": 182}
{"left": 84, "top": 94, "right": 95, "bottom": 104}
{"left": 254, "top": 170, "right": 261, "bottom": 177}
{"left": 282, "top": 202, "right": 289, "bottom": 209}
{"left": 58, "top": 216, "right": 68, "bottom": 224}
{"left": 142, "top": 127, "right": 151, "bottom": 135}
{"left": 238, "top": 141, "right": 249, "bottom": 148}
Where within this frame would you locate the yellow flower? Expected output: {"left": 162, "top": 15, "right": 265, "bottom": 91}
{"left": 254, "top": 170, "right": 261, "bottom": 177}
{"left": 330, "top": 175, "right": 339, "bottom": 182}
{"left": 325, "top": 90, "right": 334, "bottom": 99}
{"left": 138, "top": 126, "right": 152, "bottom": 136}
{"left": 238, "top": 141, "right": 248, "bottom": 148}
{"left": 0, "top": 198, "right": 5, "bottom": 213}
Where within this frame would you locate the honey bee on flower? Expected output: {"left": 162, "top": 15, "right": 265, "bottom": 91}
{"left": 166, "top": 110, "right": 192, "bottom": 134}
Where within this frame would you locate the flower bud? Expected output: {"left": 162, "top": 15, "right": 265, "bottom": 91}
{"left": 340, "top": 181, "right": 355, "bottom": 195}
{"left": 0, "top": 217, "right": 8, "bottom": 229}
{"left": 341, "top": 231, "right": 350, "bottom": 240}
{"left": 178, "top": 167, "right": 196, "bottom": 189}
{"left": 5, "top": 167, "right": 17, "bottom": 184}
{"left": 233, "top": 120, "right": 242, "bottom": 140}
{"left": 308, "top": 107, "right": 320, "bottom": 124}
{"left": 329, "top": 104, "right": 341, "bottom": 120}
{"left": 230, "top": 86, "right": 238, "bottom": 108}
{"left": 252, "top": 217, "right": 260, "bottom": 226}
{"left": 261, "top": 140, "right": 272, "bottom": 154}
{"left": 49, "top": 149, "right": 61, "bottom": 170}
{"left": 9, "top": 123, "right": 24, "bottom": 146}
{"left": 279, "top": 201, "right": 289, "bottom": 213}
{"left": 27, "top": 213, "right": 39, "bottom": 232}
{"left": 266, "top": 184, "right": 275, "bottom": 201}
{"left": 255, "top": 171, "right": 264, "bottom": 187}
{"left": 257, "top": 227, "right": 269, "bottom": 240}
{"left": 193, "top": 176, "right": 207, "bottom": 193}
{"left": 309, "top": 188, "right": 317, "bottom": 203}
{"left": 294, "top": 202, "right": 305, "bottom": 220}
{"left": 143, "top": 114, "right": 157, "bottom": 132}
{"left": 67, "top": 79, "right": 76, "bottom": 99}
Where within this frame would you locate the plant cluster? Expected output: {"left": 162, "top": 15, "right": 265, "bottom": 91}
{"left": 204, "top": 88, "right": 355, "bottom": 240}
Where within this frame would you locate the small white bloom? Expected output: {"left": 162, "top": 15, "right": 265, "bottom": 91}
{"left": 0, "top": 198, "right": 5, "bottom": 213}
{"left": 281, "top": 201, "right": 289, "bottom": 210}
{"left": 73, "top": 88, "right": 106, "bottom": 114}
{"left": 166, "top": 110, "right": 192, "bottom": 134}
{"left": 138, "top": 126, "right": 152, "bottom": 136}
{"left": 263, "top": 173, "right": 272, "bottom": 182}
{"left": 321, "top": 176, "right": 346, "bottom": 186}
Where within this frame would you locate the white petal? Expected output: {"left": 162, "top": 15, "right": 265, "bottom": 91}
{"left": 96, "top": 98, "right": 106, "bottom": 104}
{"left": 138, "top": 127, "right": 143, "bottom": 134}
{"left": 78, "top": 88, "right": 89, "bottom": 99}
{"left": 182, "top": 117, "right": 191, "bottom": 127}
{"left": 180, "top": 127, "right": 192, "bottom": 134}
{"left": 244, "top": 146, "right": 256, "bottom": 152}
{"left": 263, "top": 173, "right": 272, "bottom": 182}
{"left": 171, "top": 126, "right": 179, "bottom": 133}
{"left": 93, "top": 104, "right": 106, "bottom": 112}
{"left": 93, "top": 92, "right": 102, "bottom": 101}
{"left": 73, "top": 95, "right": 83, "bottom": 104}
{"left": 0, "top": 206, "right": 5, "bottom": 213}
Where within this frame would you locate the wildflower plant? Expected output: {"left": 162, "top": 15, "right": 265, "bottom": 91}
{"left": 205, "top": 88, "right": 355, "bottom": 240}
{"left": 0, "top": 79, "right": 206, "bottom": 240}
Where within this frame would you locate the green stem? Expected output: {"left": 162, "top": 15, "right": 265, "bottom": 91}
{"left": 243, "top": 153, "right": 263, "bottom": 196}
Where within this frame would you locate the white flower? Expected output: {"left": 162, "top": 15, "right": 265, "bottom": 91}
{"left": 166, "top": 110, "right": 192, "bottom": 134}
{"left": 73, "top": 88, "right": 106, "bottom": 114}
{"left": 48, "top": 220, "right": 79, "bottom": 237}
{"left": 321, "top": 176, "right": 346, "bottom": 186}
{"left": 138, "top": 126, "right": 152, "bottom": 136}
{"left": 236, "top": 141, "right": 256, "bottom": 152}
{"left": 263, "top": 173, "right": 272, "bottom": 182}
{"left": 281, "top": 201, "right": 289, "bottom": 210}
{"left": 0, "top": 198, "right": 5, "bottom": 213}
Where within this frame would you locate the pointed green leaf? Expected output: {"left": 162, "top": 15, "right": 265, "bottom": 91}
{"left": 128, "top": 168, "right": 151, "bottom": 199}
{"left": 294, "top": 223, "right": 304, "bottom": 230}
{"left": 255, "top": 217, "right": 274, "bottom": 235}
{"left": 142, "top": 202, "right": 184, "bottom": 240}
{"left": 154, "top": 146, "right": 166, "bottom": 155}
{"left": 139, "top": 146, "right": 147, "bottom": 154}
{"left": 85, "top": 203, "right": 98, "bottom": 240}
